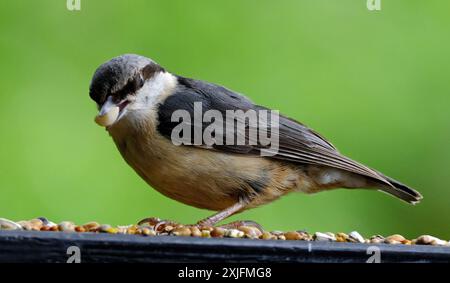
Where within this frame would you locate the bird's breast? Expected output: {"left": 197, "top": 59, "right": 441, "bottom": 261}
{"left": 110, "top": 123, "right": 311, "bottom": 211}
{"left": 107, "top": 109, "right": 314, "bottom": 211}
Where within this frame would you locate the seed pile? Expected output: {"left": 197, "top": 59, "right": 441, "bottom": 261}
{"left": 0, "top": 217, "right": 448, "bottom": 246}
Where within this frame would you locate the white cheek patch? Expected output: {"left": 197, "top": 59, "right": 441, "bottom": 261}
{"left": 131, "top": 72, "right": 177, "bottom": 110}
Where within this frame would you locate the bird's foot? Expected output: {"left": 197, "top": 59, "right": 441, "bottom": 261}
{"left": 137, "top": 217, "right": 265, "bottom": 237}
{"left": 137, "top": 217, "right": 163, "bottom": 226}
{"left": 137, "top": 217, "right": 180, "bottom": 233}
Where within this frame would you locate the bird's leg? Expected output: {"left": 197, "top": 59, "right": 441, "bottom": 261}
{"left": 196, "top": 202, "right": 246, "bottom": 227}
{"left": 137, "top": 202, "right": 247, "bottom": 230}
{"left": 138, "top": 201, "right": 263, "bottom": 232}
{"left": 196, "top": 201, "right": 264, "bottom": 232}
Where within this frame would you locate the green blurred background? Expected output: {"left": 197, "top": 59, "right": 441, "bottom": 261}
{"left": 0, "top": 0, "right": 449, "bottom": 238}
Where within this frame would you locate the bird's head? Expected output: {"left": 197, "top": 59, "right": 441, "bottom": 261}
{"left": 89, "top": 54, "right": 166, "bottom": 127}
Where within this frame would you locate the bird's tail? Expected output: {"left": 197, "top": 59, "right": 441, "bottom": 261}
{"left": 318, "top": 167, "right": 423, "bottom": 204}
{"left": 376, "top": 175, "right": 423, "bottom": 204}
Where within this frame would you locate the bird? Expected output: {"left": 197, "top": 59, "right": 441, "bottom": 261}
{"left": 89, "top": 54, "right": 422, "bottom": 227}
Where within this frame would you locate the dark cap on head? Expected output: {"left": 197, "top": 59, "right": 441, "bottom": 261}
{"left": 89, "top": 54, "right": 165, "bottom": 106}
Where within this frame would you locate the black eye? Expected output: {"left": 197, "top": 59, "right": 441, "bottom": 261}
{"left": 133, "top": 74, "right": 144, "bottom": 91}
{"left": 111, "top": 74, "right": 145, "bottom": 102}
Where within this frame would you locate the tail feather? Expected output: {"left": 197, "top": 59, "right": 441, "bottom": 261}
{"left": 377, "top": 176, "right": 423, "bottom": 205}
{"left": 312, "top": 165, "right": 423, "bottom": 204}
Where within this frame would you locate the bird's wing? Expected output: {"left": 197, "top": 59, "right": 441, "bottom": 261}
{"left": 156, "top": 76, "right": 389, "bottom": 185}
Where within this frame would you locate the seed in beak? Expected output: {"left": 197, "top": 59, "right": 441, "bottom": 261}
{"left": 94, "top": 106, "right": 120, "bottom": 127}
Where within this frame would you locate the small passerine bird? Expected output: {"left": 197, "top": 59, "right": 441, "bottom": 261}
{"left": 89, "top": 54, "right": 422, "bottom": 227}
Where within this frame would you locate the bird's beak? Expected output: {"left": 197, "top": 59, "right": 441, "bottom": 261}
{"left": 94, "top": 96, "right": 120, "bottom": 127}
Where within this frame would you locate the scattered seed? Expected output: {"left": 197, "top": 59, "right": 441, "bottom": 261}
{"left": 301, "top": 232, "right": 313, "bottom": 241}
{"left": 116, "top": 225, "right": 131, "bottom": 234}
{"left": 17, "top": 221, "right": 33, "bottom": 231}
{"left": 284, "top": 231, "right": 302, "bottom": 240}
{"left": 271, "top": 230, "right": 284, "bottom": 235}
{"left": 370, "top": 235, "right": 385, "bottom": 244}
{"left": 0, "top": 218, "right": 22, "bottom": 230}
{"left": 40, "top": 226, "right": 51, "bottom": 231}
{"left": 238, "top": 226, "right": 262, "bottom": 238}
{"left": 199, "top": 226, "right": 214, "bottom": 232}
{"left": 94, "top": 106, "right": 120, "bottom": 127}
{"left": 98, "top": 224, "right": 112, "bottom": 233}
{"left": 106, "top": 227, "right": 119, "bottom": 234}
{"left": 2, "top": 217, "right": 448, "bottom": 246}
{"left": 336, "top": 233, "right": 349, "bottom": 242}
{"left": 172, "top": 226, "right": 192, "bottom": 237}
{"left": 141, "top": 227, "right": 156, "bottom": 236}
{"left": 201, "top": 230, "right": 211, "bottom": 238}
{"left": 190, "top": 226, "right": 202, "bottom": 237}
{"left": 415, "top": 235, "right": 448, "bottom": 246}
{"left": 211, "top": 227, "right": 226, "bottom": 238}
{"left": 74, "top": 226, "right": 86, "bottom": 233}
{"left": 37, "top": 217, "right": 51, "bottom": 225}
{"left": 83, "top": 221, "right": 100, "bottom": 232}
{"left": 260, "top": 232, "right": 275, "bottom": 240}
{"left": 127, "top": 225, "right": 140, "bottom": 234}
{"left": 384, "top": 239, "right": 401, "bottom": 244}
{"left": 402, "top": 240, "right": 412, "bottom": 245}
{"left": 58, "top": 221, "right": 76, "bottom": 232}
{"left": 28, "top": 219, "right": 43, "bottom": 231}
{"left": 314, "top": 232, "right": 336, "bottom": 242}
{"left": 225, "top": 229, "right": 244, "bottom": 238}
{"left": 385, "top": 234, "right": 405, "bottom": 243}
{"left": 49, "top": 225, "right": 59, "bottom": 231}
{"left": 348, "top": 231, "right": 365, "bottom": 243}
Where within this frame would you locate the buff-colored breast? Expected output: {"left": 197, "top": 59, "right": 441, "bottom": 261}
{"left": 108, "top": 113, "right": 313, "bottom": 211}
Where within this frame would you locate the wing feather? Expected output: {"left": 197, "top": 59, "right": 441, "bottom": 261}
{"left": 157, "top": 76, "right": 390, "bottom": 186}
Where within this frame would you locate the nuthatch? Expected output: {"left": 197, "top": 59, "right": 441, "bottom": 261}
{"left": 89, "top": 54, "right": 422, "bottom": 227}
